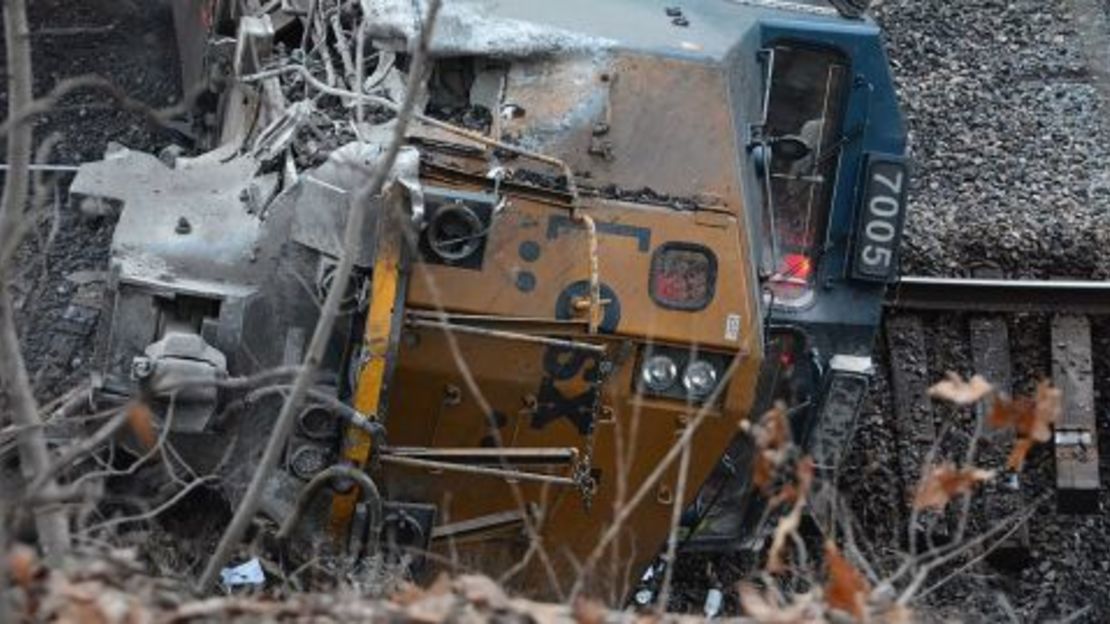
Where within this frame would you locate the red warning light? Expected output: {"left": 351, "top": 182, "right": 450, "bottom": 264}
{"left": 781, "top": 253, "right": 813, "bottom": 280}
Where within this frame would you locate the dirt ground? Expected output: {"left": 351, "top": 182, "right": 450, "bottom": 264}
{"left": 2, "top": 0, "right": 183, "bottom": 403}
{"left": 4, "top": 0, "right": 1110, "bottom": 621}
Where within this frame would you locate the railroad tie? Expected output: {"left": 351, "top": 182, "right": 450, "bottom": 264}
{"left": 1051, "top": 315, "right": 1100, "bottom": 514}
{"left": 884, "top": 314, "right": 936, "bottom": 511}
{"left": 969, "top": 316, "right": 1030, "bottom": 566}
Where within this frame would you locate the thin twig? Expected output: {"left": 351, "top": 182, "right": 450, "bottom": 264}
{"left": 0, "top": 74, "right": 198, "bottom": 142}
{"left": 896, "top": 493, "right": 1049, "bottom": 605}
{"left": 655, "top": 436, "right": 692, "bottom": 612}
{"left": 81, "top": 476, "right": 218, "bottom": 535}
{"left": 27, "top": 405, "right": 128, "bottom": 493}
{"left": 913, "top": 497, "right": 1043, "bottom": 601}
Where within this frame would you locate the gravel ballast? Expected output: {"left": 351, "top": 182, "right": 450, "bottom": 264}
{"left": 837, "top": 1, "right": 1110, "bottom": 620}
{"left": 874, "top": 0, "right": 1110, "bottom": 280}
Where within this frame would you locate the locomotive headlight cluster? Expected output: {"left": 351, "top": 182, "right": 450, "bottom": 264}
{"left": 641, "top": 355, "right": 679, "bottom": 392}
{"left": 637, "top": 347, "right": 727, "bottom": 402}
{"left": 682, "top": 359, "right": 718, "bottom": 398}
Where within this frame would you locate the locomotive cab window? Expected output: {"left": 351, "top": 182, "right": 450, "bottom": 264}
{"left": 760, "top": 44, "right": 849, "bottom": 305}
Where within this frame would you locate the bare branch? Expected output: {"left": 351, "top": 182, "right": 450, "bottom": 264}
{"left": 0, "top": 0, "right": 71, "bottom": 563}
{"left": 0, "top": 74, "right": 198, "bottom": 142}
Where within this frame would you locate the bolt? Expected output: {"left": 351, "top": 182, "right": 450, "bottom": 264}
{"left": 175, "top": 216, "right": 192, "bottom": 234}
{"left": 443, "top": 384, "right": 462, "bottom": 406}
{"left": 522, "top": 393, "right": 538, "bottom": 411}
{"left": 131, "top": 357, "right": 154, "bottom": 379}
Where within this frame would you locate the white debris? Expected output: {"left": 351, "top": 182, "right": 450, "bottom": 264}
{"left": 703, "top": 588, "right": 723, "bottom": 618}
{"left": 360, "top": 0, "right": 615, "bottom": 57}
{"left": 220, "top": 558, "right": 265, "bottom": 587}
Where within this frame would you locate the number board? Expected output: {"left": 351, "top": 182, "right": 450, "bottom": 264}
{"left": 852, "top": 156, "right": 907, "bottom": 282}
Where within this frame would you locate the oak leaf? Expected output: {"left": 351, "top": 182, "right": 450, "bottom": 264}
{"left": 927, "top": 372, "right": 993, "bottom": 405}
{"left": 126, "top": 402, "right": 157, "bottom": 449}
{"left": 824, "top": 540, "right": 870, "bottom": 621}
{"left": 987, "top": 380, "right": 1061, "bottom": 470}
{"left": 1006, "top": 438, "right": 1036, "bottom": 472}
{"left": 913, "top": 463, "right": 995, "bottom": 511}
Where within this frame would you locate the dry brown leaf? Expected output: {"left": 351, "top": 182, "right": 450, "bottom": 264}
{"left": 927, "top": 372, "right": 993, "bottom": 405}
{"left": 875, "top": 604, "right": 914, "bottom": 624}
{"left": 1006, "top": 438, "right": 1036, "bottom": 472}
{"left": 765, "top": 458, "right": 815, "bottom": 573}
{"left": 988, "top": 380, "right": 1061, "bottom": 471}
{"left": 751, "top": 403, "right": 791, "bottom": 492}
{"left": 572, "top": 596, "right": 607, "bottom": 624}
{"left": 824, "top": 540, "right": 870, "bottom": 621}
{"left": 390, "top": 581, "right": 426, "bottom": 607}
{"left": 754, "top": 452, "right": 776, "bottom": 492}
{"left": 738, "top": 583, "right": 817, "bottom": 623}
{"left": 455, "top": 574, "right": 508, "bottom": 611}
{"left": 7, "top": 543, "right": 37, "bottom": 588}
{"left": 986, "top": 394, "right": 1034, "bottom": 432}
{"left": 126, "top": 402, "right": 157, "bottom": 449}
{"left": 913, "top": 463, "right": 995, "bottom": 511}
{"left": 1032, "top": 380, "right": 1062, "bottom": 442}
{"left": 759, "top": 402, "right": 791, "bottom": 450}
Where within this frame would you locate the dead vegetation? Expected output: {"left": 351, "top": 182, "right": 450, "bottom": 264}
{"left": 720, "top": 372, "right": 1063, "bottom": 624}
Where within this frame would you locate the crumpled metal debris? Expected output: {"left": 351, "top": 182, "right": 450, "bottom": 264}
{"left": 359, "top": 0, "right": 615, "bottom": 57}
{"left": 252, "top": 99, "right": 316, "bottom": 162}
{"left": 219, "top": 558, "right": 265, "bottom": 587}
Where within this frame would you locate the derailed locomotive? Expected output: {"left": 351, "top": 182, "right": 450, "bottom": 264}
{"left": 73, "top": 0, "right": 906, "bottom": 595}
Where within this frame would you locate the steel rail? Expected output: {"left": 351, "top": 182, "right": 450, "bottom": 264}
{"left": 886, "top": 276, "right": 1110, "bottom": 314}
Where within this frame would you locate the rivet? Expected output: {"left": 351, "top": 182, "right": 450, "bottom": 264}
{"left": 175, "top": 217, "right": 192, "bottom": 234}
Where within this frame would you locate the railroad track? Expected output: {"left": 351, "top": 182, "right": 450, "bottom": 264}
{"left": 879, "top": 276, "right": 1109, "bottom": 561}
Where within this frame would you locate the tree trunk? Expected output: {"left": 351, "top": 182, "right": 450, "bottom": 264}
{"left": 1, "top": 0, "right": 72, "bottom": 563}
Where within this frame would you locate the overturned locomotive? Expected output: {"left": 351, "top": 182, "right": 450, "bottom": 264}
{"left": 73, "top": 0, "right": 906, "bottom": 595}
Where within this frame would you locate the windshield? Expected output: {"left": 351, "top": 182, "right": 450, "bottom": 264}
{"left": 761, "top": 43, "right": 849, "bottom": 305}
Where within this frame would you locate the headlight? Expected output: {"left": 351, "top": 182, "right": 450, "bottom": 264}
{"left": 682, "top": 359, "right": 718, "bottom": 398}
{"left": 641, "top": 355, "right": 678, "bottom": 392}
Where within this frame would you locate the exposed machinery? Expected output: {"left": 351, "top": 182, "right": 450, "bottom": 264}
{"left": 72, "top": 0, "right": 906, "bottom": 596}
